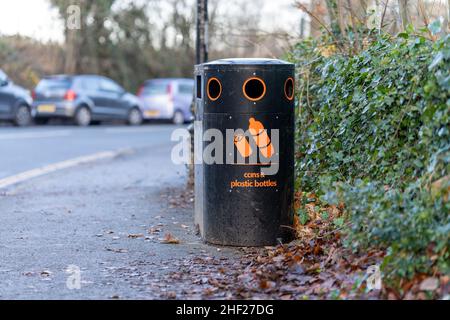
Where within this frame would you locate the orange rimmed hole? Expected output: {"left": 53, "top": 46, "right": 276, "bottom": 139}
{"left": 207, "top": 77, "right": 222, "bottom": 101}
{"left": 243, "top": 77, "right": 266, "bottom": 102}
{"left": 285, "top": 77, "right": 295, "bottom": 101}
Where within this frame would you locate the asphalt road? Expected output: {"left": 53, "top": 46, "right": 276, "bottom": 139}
{"left": 0, "top": 124, "right": 177, "bottom": 179}
{"left": 0, "top": 124, "right": 239, "bottom": 300}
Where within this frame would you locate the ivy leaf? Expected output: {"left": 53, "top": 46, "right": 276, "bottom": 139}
{"left": 297, "top": 208, "right": 310, "bottom": 226}
{"left": 398, "top": 32, "right": 409, "bottom": 39}
{"left": 292, "top": 30, "right": 449, "bottom": 293}
{"left": 333, "top": 218, "right": 345, "bottom": 228}
{"left": 429, "top": 52, "right": 443, "bottom": 71}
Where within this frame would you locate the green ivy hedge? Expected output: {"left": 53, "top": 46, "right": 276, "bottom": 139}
{"left": 289, "top": 33, "right": 449, "bottom": 285}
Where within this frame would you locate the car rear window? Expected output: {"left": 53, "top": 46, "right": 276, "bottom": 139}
{"left": 179, "top": 84, "right": 194, "bottom": 94}
{"left": 36, "top": 78, "right": 72, "bottom": 92}
{"left": 142, "top": 82, "right": 170, "bottom": 95}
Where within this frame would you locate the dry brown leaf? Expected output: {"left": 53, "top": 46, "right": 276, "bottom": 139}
{"left": 431, "top": 175, "right": 450, "bottom": 202}
{"left": 161, "top": 233, "right": 180, "bottom": 244}
{"left": 148, "top": 227, "right": 162, "bottom": 234}
{"left": 419, "top": 277, "right": 439, "bottom": 291}
{"left": 128, "top": 234, "right": 144, "bottom": 239}
{"left": 40, "top": 270, "right": 52, "bottom": 277}
{"left": 106, "top": 248, "right": 128, "bottom": 253}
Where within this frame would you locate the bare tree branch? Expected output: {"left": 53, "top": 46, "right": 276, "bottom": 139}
{"left": 294, "top": 1, "right": 334, "bottom": 37}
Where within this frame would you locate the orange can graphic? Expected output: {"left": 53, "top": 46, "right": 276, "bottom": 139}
{"left": 249, "top": 118, "right": 275, "bottom": 158}
{"left": 234, "top": 134, "right": 253, "bottom": 158}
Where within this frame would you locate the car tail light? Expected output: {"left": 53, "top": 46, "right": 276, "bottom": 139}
{"left": 64, "top": 89, "right": 77, "bottom": 101}
{"left": 31, "top": 90, "right": 36, "bottom": 100}
{"left": 137, "top": 85, "right": 144, "bottom": 97}
{"left": 167, "top": 84, "right": 173, "bottom": 102}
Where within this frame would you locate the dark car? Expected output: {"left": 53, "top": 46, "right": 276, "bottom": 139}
{"left": 0, "top": 69, "right": 33, "bottom": 126}
{"left": 137, "top": 78, "right": 194, "bottom": 124}
{"left": 32, "top": 75, "right": 143, "bottom": 126}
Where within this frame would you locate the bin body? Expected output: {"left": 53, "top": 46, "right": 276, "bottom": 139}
{"left": 197, "top": 58, "right": 295, "bottom": 246}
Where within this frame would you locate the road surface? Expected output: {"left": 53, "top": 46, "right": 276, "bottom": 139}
{"left": 0, "top": 124, "right": 239, "bottom": 300}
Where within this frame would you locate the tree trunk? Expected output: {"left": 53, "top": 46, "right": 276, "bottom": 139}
{"left": 366, "top": 0, "right": 381, "bottom": 29}
{"left": 309, "top": 0, "right": 325, "bottom": 38}
{"left": 447, "top": 0, "right": 450, "bottom": 33}
{"left": 337, "top": 0, "right": 347, "bottom": 38}
{"left": 358, "top": 0, "right": 369, "bottom": 24}
{"left": 398, "top": 0, "right": 411, "bottom": 30}
{"left": 325, "top": 0, "right": 342, "bottom": 39}
{"left": 347, "top": 0, "right": 360, "bottom": 53}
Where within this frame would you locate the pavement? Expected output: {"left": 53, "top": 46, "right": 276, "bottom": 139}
{"left": 0, "top": 124, "right": 241, "bottom": 300}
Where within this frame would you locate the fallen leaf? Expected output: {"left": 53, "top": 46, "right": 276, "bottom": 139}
{"left": 128, "top": 234, "right": 144, "bottom": 239}
{"left": 386, "top": 293, "right": 395, "bottom": 300}
{"left": 321, "top": 278, "right": 335, "bottom": 289}
{"left": 161, "top": 233, "right": 180, "bottom": 244}
{"left": 40, "top": 270, "right": 52, "bottom": 277}
{"left": 106, "top": 248, "right": 128, "bottom": 254}
{"left": 148, "top": 227, "right": 162, "bottom": 234}
{"left": 419, "top": 277, "right": 439, "bottom": 291}
{"left": 259, "top": 280, "right": 276, "bottom": 290}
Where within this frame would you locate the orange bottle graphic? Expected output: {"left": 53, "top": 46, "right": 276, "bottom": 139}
{"left": 234, "top": 134, "right": 253, "bottom": 158}
{"left": 249, "top": 118, "right": 275, "bottom": 158}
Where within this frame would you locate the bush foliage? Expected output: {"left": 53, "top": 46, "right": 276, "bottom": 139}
{"left": 289, "top": 32, "right": 449, "bottom": 284}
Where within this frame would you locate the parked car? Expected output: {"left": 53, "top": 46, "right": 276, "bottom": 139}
{"left": 0, "top": 69, "right": 33, "bottom": 126}
{"left": 137, "top": 78, "right": 194, "bottom": 125}
{"left": 32, "top": 75, "right": 143, "bottom": 126}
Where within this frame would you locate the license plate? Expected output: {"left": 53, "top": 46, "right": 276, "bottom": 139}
{"left": 145, "top": 110, "right": 160, "bottom": 117}
{"left": 37, "top": 105, "right": 56, "bottom": 113}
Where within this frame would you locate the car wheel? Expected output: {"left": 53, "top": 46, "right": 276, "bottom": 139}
{"left": 172, "top": 110, "right": 185, "bottom": 125}
{"left": 74, "top": 107, "right": 91, "bottom": 127}
{"left": 14, "top": 105, "right": 32, "bottom": 127}
{"left": 127, "top": 108, "right": 143, "bottom": 126}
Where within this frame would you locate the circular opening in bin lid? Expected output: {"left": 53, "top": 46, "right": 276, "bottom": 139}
{"left": 207, "top": 78, "right": 222, "bottom": 101}
{"left": 243, "top": 77, "right": 266, "bottom": 102}
{"left": 285, "top": 77, "right": 295, "bottom": 101}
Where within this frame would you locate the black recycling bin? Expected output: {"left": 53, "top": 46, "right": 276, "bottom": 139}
{"left": 195, "top": 58, "right": 295, "bottom": 246}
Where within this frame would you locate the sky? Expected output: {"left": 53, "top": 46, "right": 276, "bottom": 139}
{"left": 0, "top": 0, "right": 305, "bottom": 43}
{"left": 0, "top": 0, "right": 64, "bottom": 42}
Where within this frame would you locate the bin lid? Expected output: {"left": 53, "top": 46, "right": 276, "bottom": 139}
{"left": 203, "top": 58, "right": 292, "bottom": 66}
